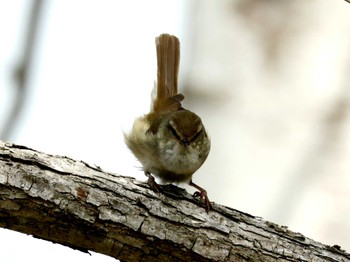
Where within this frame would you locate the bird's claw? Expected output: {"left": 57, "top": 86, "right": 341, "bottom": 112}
{"left": 146, "top": 172, "right": 161, "bottom": 193}
{"left": 193, "top": 190, "right": 212, "bottom": 213}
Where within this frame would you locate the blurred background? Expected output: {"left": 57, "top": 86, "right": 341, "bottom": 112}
{"left": 1, "top": 0, "right": 350, "bottom": 261}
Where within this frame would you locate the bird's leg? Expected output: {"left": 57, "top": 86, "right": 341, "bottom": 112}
{"left": 190, "top": 179, "right": 212, "bottom": 212}
{"left": 145, "top": 171, "right": 160, "bottom": 193}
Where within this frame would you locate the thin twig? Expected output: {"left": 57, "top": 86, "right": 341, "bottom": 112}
{"left": 0, "top": 0, "right": 44, "bottom": 140}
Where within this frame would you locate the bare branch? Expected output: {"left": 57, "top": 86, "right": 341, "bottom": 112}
{"left": 0, "top": 141, "right": 349, "bottom": 261}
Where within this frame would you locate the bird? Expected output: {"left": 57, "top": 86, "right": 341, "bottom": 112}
{"left": 124, "top": 33, "right": 211, "bottom": 212}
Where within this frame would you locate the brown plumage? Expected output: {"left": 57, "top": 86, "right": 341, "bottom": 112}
{"left": 124, "top": 34, "right": 212, "bottom": 212}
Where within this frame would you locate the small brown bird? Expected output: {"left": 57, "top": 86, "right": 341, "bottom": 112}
{"left": 124, "top": 34, "right": 211, "bottom": 212}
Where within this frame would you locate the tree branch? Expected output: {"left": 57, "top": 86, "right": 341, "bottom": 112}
{"left": 0, "top": 141, "right": 349, "bottom": 261}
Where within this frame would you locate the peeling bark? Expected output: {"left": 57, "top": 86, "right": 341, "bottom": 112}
{"left": 0, "top": 141, "right": 349, "bottom": 261}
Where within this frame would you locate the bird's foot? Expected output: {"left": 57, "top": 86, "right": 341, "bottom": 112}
{"left": 145, "top": 172, "right": 161, "bottom": 193}
{"left": 190, "top": 180, "right": 212, "bottom": 213}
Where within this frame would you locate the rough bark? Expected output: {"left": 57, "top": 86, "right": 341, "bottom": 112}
{"left": 0, "top": 141, "right": 349, "bottom": 261}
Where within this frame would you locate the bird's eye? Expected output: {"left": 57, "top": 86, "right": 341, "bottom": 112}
{"left": 168, "top": 125, "right": 181, "bottom": 141}
{"left": 190, "top": 129, "right": 203, "bottom": 143}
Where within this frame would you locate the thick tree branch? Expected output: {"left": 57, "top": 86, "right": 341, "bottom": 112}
{"left": 0, "top": 141, "right": 349, "bottom": 261}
